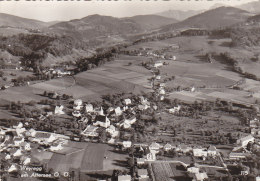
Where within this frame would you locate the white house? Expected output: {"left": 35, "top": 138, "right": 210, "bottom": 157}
{"left": 54, "top": 105, "right": 65, "bottom": 115}
{"left": 115, "top": 107, "right": 123, "bottom": 116}
{"left": 159, "top": 88, "right": 166, "bottom": 95}
{"left": 194, "top": 172, "right": 208, "bottom": 181}
{"left": 74, "top": 99, "right": 83, "bottom": 106}
{"left": 5, "top": 154, "right": 11, "bottom": 160}
{"left": 33, "top": 132, "right": 56, "bottom": 144}
{"left": 237, "top": 135, "right": 255, "bottom": 147}
{"left": 207, "top": 145, "right": 217, "bottom": 156}
{"left": 153, "top": 61, "right": 163, "bottom": 68}
{"left": 149, "top": 142, "right": 162, "bottom": 151}
{"left": 164, "top": 143, "right": 173, "bottom": 152}
{"left": 13, "top": 149, "right": 23, "bottom": 157}
{"left": 187, "top": 166, "right": 200, "bottom": 174}
{"left": 50, "top": 144, "right": 63, "bottom": 152}
{"left": 13, "top": 137, "right": 24, "bottom": 147}
{"left": 137, "top": 158, "right": 145, "bottom": 165}
{"left": 81, "top": 125, "right": 99, "bottom": 137}
{"left": 122, "top": 141, "right": 132, "bottom": 148}
{"left": 24, "top": 143, "right": 31, "bottom": 151}
{"left": 193, "top": 148, "right": 208, "bottom": 158}
{"left": 168, "top": 105, "right": 181, "bottom": 114}
{"left": 124, "top": 99, "right": 132, "bottom": 105}
{"left": 23, "top": 157, "right": 31, "bottom": 165}
{"left": 191, "top": 87, "right": 195, "bottom": 92}
{"left": 146, "top": 152, "right": 156, "bottom": 161}
{"left": 85, "top": 104, "right": 94, "bottom": 113}
{"left": 8, "top": 164, "right": 17, "bottom": 172}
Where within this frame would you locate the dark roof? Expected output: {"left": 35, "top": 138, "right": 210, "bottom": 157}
{"left": 95, "top": 115, "right": 106, "bottom": 122}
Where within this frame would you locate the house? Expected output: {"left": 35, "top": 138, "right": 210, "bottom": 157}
{"left": 108, "top": 138, "right": 115, "bottom": 144}
{"left": 164, "top": 143, "right": 173, "bottom": 152}
{"left": 81, "top": 125, "right": 99, "bottom": 137}
{"left": 160, "top": 95, "right": 165, "bottom": 101}
{"left": 5, "top": 154, "right": 11, "bottom": 160}
{"left": 95, "top": 107, "right": 104, "bottom": 116}
{"left": 256, "top": 176, "right": 260, "bottom": 181}
{"left": 123, "top": 141, "right": 132, "bottom": 148}
{"left": 193, "top": 148, "right": 208, "bottom": 158}
{"left": 23, "top": 142, "right": 31, "bottom": 151}
{"left": 168, "top": 105, "right": 181, "bottom": 114}
{"left": 146, "top": 152, "right": 156, "bottom": 161}
{"left": 137, "top": 169, "right": 148, "bottom": 179}
{"left": 229, "top": 152, "right": 250, "bottom": 160}
{"left": 115, "top": 107, "right": 123, "bottom": 116}
{"left": 73, "top": 99, "right": 83, "bottom": 110}
{"left": 191, "top": 87, "right": 195, "bottom": 92}
{"left": 153, "top": 61, "right": 163, "bottom": 68}
{"left": 155, "top": 75, "right": 161, "bottom": 80}
{"left": 124, "top": 117, "right": 137, "bottom": 125}
{"left": 138, "top": 104, "right": 149, "bottom": 111}
{"left": 33, "top": 132, "right": 56, "bottom": 144}
{"left": 106, "top": 125, "right": 119, "bottom": 138}
{"left": 85, "top": 104, "right": 94, "bottom": 113}
{"left": 94, "top": 115, "right": 110, "bottom": 128}
{"left": 13, "top": 137, "right": 24, "bottom": 147}
{"left": 194, "top": 172, "right": 208, "bottom": 181}
{"left": 124, "top": 99, "right": 132, "bottom": 105}
{"left": 13, "top": 149, "right": 23, "bottom": 157}
{"left": 23, "top": 157, "right": 31, "bottom": 165}
{"left": 118, "top": 175, "right": 131, "bottom": 181}
{"left": 8, "top": 164, "right": 17, "bottom": 172}
{"left": 207, "top": 145, "right": 217, "bottom": 156}
{"left": 149, "top": 142, "right": 162, "bottom": 151}
{"left": 54, "top": 105, "right": 65, "bottom": 115}
{"left": 187, "top": 166, "right": 200, "bottom": 174}
{"left": 237, "top": 135, "right": 255, "bottom": 147}
{"left": 159, "top": 88, "right": 166, "bottom": 95}
{"left": 137, "top": 158, "right": 146, "bottom": 165}
{"left": 50, "top": 143, "right": 63, "bottom": 152}
{"left": 177, "top": 144, "right": 191, "bottom": 153}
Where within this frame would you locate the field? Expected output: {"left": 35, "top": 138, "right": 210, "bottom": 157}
{"left": 0, "top": 55, "right": 152, "bottom": 105}
{"left": 151, "top": 162, "right": 191, "bottom": 181}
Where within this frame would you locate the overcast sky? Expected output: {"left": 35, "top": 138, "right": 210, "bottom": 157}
{"left": 0, "top": 0, "right": 258, "bottom": 22}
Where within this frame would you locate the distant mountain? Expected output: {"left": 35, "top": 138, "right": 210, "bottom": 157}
{"left": 0, "top": 13, "right": 47, "bottom": 29}
{"left": 209, "top": 3, "right": 229, "bottom": 9}
{"left": 237, "top": 0, "right": 260, "bottom": 13}
{"left": 157, "top": 9, "right": 202, "bottom": 21}
{"left": 124, "top": 15, "right": 178, "bottom": 30}
{"left": 48, "top": 14, "right": 143, "bottom": 41}
{"left": 161, "top": 6, "right": 254, "bottom": 31}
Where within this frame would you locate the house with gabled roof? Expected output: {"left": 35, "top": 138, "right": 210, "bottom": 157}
{"left": 85, "top": 104, "right": 94, "bottom": 113}
{"left": 163, "top": 143, "right": 173, "bottom": 152}
{"left": 94, "top": 115, "right": 110, "bottom": 128}
{"left": 149, "top": 142, "right": 162, "bottom": 151}
{"left": 194, "top": 172, "right": 208, "bottom": 181}
{"left": 13, "top": 137, "right": 24, "bottom": 147}
{"left": 207, "top": 145, "right": 217, "bottom": 156}
{"left": 124, "top": 98, "right": 132, "bottom": 105}
{"left": 81, "top": 125, "right": 99, "bottom": 137}
{"left": 54, "top": 105, "right": 65, "bottom": 115}
{"left": 193, "top": 147, "right": 208, "bottom": 158}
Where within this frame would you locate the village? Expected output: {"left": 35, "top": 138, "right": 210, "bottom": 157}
{"left": 1, "top": 55, "right": 260, "bottom": 181}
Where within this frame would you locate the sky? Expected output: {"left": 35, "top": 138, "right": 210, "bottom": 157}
{"left": 0, "top": 0, "right": 258, "bottom": 22}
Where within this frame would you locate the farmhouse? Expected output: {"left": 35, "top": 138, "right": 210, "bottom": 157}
{"left": 168, "top": 105, "right": 181, "bottom": 114}
{"left": 81, "top": 125, "right": 99, "bottom": 137}
{"left": 194, "top": 172, "right": 208, "bottom": 181}
{"left": 115, "top": 107, "right": 123, "bottom": 116}
{"left": 137, "top": 158, "right": 146, "bottom": 165}
{"left": 32, "top": 131, "right": 56, "bottom": 144}
{"left": 13, "top": 149, "right": 23, "bottom": 157}
{"left": 153, "top": 61, "right": 163, "bottom": 68}
{"left": 23, "top": 157, "right": 31, "bottom": 165}
{"left": 8, "top": 164, "right": 17, "bottom": 172}
{"left": 146, "top": 152, "right": 156, "bottom": 161}
{"left": 187, "top": 166, "right": 200, "bottom": 174}
{"left": 236, "top": 135, "right": 254, "bottom": 147}
{"left": 49, "top": 144, "right": 63, "bottom": 152}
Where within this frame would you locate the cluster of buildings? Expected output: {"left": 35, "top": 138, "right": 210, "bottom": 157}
{"left": 0, "top": 122, "right": 69, "bottom": 175}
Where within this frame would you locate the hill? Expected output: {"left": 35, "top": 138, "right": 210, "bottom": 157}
{"left": 0, "top": 13, "right": 47, "bottom": 29}
{"left": 161, "top": 7, "right": 253, "bottom": 31}
{"left": 124, "top": 15, "right": 178, "bottom": 30}
{"left": 237, "top": 0, "right": 260, "bottom": 14}
{"left": 247, "top": 14, "right": 260, "bottom": 23}
{"left": 156, "top": 9, "right": 202, "bottom": 21}
{"left": 48, "top": 14, "right": 143, "bottom": 42}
